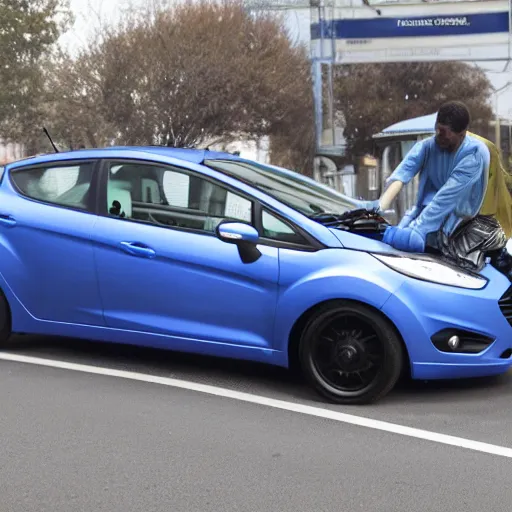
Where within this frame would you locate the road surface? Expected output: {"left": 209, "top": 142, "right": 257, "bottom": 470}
{"left": 1, "top": 335, "right": 511, "bottom": 512}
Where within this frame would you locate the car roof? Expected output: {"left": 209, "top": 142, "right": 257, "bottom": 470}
{"left": 6, "top": 146, "right": 241, "bottom": 169}
{"left": 6, "top": 145, "right": 360, "bottom": 206}
{"left": 6, "top": 145, "right": 360, "bottom": 210}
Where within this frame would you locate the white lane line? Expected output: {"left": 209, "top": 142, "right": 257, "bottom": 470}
{"left": 1, "top": 352, "right": 511, "bottom": 459}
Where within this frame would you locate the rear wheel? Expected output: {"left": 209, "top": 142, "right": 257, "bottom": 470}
{"left": 299, "top": 301, "right": 403, "bottom": 405}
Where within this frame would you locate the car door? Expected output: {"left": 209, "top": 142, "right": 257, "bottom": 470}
{"left": 91, "top": 159, "right": 279, "bottom": 349}
{"left": 0, "top": 159, "right": 104, "bottom": 325}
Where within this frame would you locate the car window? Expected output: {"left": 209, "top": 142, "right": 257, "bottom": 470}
{"left": 204, "top": 159, "right": 357, "bottom": 216}
{"left": 10, "top": 162, "right": 95, "bottom": 210}
{"left": 106, "top": 162, "right": 253, "bottom": 234}
{"left": 262, "top": 210, "right": 307, "bottom": 245}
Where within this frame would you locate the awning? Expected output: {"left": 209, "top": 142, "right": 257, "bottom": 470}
{"left": 373, "top": 113, "right": 437, "bottom": 139}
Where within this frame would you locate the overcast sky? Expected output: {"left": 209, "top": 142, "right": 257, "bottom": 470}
{"left": 60, "top": 0, "right": 512, "bottom": 119}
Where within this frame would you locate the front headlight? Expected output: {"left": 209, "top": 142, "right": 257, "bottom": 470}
{"left": 372, "top": 253, "right": 487, "bottom": 290}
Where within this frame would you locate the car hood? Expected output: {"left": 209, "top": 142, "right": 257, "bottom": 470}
{"left": 328, "top": 228, "right": 402, "bottom": 255}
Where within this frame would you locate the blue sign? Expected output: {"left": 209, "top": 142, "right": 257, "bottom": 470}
{"left": 311, "top": 11, "right": 509, "bottom": 39}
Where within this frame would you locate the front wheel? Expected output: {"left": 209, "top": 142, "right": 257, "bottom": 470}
{"left": 299, "top": 301, "right": 403, "bottom": 405}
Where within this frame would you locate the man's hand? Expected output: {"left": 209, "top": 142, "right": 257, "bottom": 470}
{"left": 382, "top": 226, "right": 426, "bottom": 252}
{"left": 361, "top": 199, "right": 381, "bottom": 213}
{"left": 362, "top": 181, "right": 404, "bottom": 214}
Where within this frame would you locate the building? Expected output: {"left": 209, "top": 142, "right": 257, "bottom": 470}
{"left": 244, "top": 0, "right": 512, "bottom": 198}
{"left": 0, "top": 140, "right": 25, "bottom": 166}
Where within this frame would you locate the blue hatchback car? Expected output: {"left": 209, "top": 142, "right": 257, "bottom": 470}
{"left": 0, "top": 147, "right": 511, "bottom": 404}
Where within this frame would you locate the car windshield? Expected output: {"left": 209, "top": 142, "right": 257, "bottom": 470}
{"left": 204, "top": 159, "right": 357, "bottom": 216}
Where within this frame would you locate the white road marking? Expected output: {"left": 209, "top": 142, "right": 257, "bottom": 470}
{"left": 1, "top": 351, "right": 511, "bottom": 458}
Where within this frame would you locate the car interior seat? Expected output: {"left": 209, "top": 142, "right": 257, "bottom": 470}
{"left": 141, "top": 178, "right": 162, "bottom": 204}
{"left": 112, "top": 165, "right": 163, "bottom": 206}
{"left": 55, "top": 181, "right": 90, "bottom": 208}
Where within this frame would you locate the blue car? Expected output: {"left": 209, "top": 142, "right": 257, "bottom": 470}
{"left": 0, "top": 147, "right": 511, "bottom": 404}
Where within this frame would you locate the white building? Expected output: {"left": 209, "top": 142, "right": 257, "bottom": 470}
{"left": 0, "top": 140, "right": 25, "bottom": 166}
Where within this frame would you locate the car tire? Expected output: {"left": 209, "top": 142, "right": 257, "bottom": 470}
{"left": 299, "top": 300, "right": 403, "bottom": 405}
{"left": 0, "top": 290, "right": 12, "bottom": 347}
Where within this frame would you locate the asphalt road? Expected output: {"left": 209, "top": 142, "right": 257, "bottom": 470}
{"left": 1, "top": 335, "right": 512, "bottom": 512}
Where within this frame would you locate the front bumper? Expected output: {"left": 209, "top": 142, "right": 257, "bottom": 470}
{"left": 381, "top": 264, "right": 512, "bottom": 380}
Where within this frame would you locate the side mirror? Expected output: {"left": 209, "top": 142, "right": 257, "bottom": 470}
{"left": 216, "top": 221, "right": 259, "bottom": 245}
{"left": 216, "top": 221, "right": 261, "bottom": 264}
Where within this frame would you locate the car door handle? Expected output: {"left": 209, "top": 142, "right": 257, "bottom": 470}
{"left": 119, "top": 242, "right": 156, "bottom": 259}
{"left": 0, "top": 214, "right": 16, "bottom": 227}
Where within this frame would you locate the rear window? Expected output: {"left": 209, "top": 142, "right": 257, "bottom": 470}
{"left": 10, "top": 162, "right": 95, "bottom": 211}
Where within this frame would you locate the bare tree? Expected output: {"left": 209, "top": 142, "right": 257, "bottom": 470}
{"left": 34, "top": 0, "right": 314, "bottom": 172}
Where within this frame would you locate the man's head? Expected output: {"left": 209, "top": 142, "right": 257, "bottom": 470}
{"left": 435, "top": 101, "right": 470, "bottom": 152}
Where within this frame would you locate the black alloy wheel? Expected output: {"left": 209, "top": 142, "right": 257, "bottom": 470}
{"left": 299, "top": 301, "right": 404, "bottom": 405}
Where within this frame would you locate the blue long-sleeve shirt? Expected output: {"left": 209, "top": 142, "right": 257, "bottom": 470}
{"left": 387, "top": 134, "right": 491, "bottom": 238}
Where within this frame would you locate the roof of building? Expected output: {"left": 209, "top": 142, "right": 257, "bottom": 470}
{"left": 373, "top": 113, "right": 437, "bottom": 139}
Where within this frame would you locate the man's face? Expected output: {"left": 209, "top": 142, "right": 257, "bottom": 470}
{"left": 435, "top": 122, "right": 465, "bottom": 152}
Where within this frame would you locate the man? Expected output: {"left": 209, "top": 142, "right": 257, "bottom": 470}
{"left": 368, "top": 101, "right": 510, "bottom": 253}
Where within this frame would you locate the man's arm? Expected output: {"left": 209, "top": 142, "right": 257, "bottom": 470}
{"left": 382, "top": 149, "right": 487, "bottom": 253}
{"left": 367, "top": 139, "right": 428, "bottom": 211}
{"left": 409, "top": 151, "right": 486, "bottom": 237}
{"left": 379, "top": 181, "right": 404, "bottom": 211}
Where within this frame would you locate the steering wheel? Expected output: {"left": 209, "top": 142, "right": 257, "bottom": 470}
{"left": 147, "top": 211, "right": 176, "bottom": 226}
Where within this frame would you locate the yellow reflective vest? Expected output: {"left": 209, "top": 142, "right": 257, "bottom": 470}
{"left": 468, "top": 132, "right": 512, "bottom": 239}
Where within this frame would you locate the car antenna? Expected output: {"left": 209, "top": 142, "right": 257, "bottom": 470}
{"left": 42, "top": 126, "right": 59, "bottom": 153}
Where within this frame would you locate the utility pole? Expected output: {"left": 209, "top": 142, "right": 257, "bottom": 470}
{"left": 494, "top": 81, "right": 512, "bottom": 153}
{"left": 310, "top": 0, "right": 326, "bottom": 154}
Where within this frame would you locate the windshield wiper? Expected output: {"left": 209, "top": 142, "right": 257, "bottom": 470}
{"left": 309, "top": 208, "right": 382, "bottom": 227}
{"left": 309, "top": 209, "right": 362, "bottom": 221}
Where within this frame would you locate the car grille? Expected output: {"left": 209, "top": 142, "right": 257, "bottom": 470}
{"left": 499, "top": 287, "right": 512, "bottom": 327}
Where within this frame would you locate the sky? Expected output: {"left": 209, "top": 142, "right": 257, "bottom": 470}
{"left": 60, "top": 0, "right": 512, "bottom": 119}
